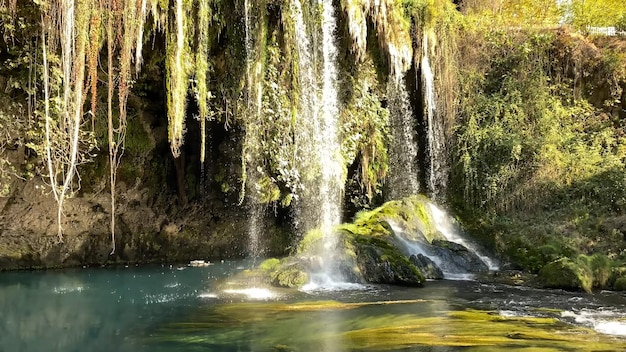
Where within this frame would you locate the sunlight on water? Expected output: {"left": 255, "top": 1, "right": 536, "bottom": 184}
{"left": 197, "top": 292, "right": 217, "bottom": 299}
{"left": 222, "top": 287, "right": 277, "bottom": 300}
{"left": 53, "top": 285, "right": 86, "bottom": 294}
{"left": 3, "top": 262, "right": 626, "bottom": 352}
{"left": 301, "top": 274, "right": 367, "bottom": 292}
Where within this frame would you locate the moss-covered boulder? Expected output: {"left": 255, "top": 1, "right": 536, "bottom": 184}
{"left": 258, "top": 258, "right": 309, "bottom": 288}
{"left": 257, "top": 195, "right": 494, "bottom": 288}
{"left": 352, "top": 236, "right": 424, "bottom": 286}
{"left": 609, "top": 267, "right": 626, "bottom": 291}
{"left": 538, "top": 258, "right": 592, "bottom": 293}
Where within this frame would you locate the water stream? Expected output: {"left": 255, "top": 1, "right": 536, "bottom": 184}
{"left": 291, "top": 0, "right": 345, "bottom": 287}
{"left": 422, "top": 33, "right": 446, "bottom": 201}
{"left": 387, "top": 75, "right": 420, "bottom": 200}
{"left": 2, "top": 262, "right": 625, "bottom": 351}
{"left": 243, "top": 0, "right": 262, "bottom": 260}
{"left": 428, "top": 202, "right": 499, "bottom": 271}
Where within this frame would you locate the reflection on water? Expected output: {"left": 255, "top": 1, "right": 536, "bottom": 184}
{"left": 1, "top": 261, "right": 625, "bottom": 351}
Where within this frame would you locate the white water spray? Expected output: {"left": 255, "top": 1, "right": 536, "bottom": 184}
{"left": 422, "top": 34, "right": 446, "bottom": 201}
{"left": 427, "top": 203, "right": 499, "bottom": 270}
{"left": 317, "top": 0, "right": 343, "bottom": 249}
{"left": 291, "top": 0, "right": 345, "bottom": 288}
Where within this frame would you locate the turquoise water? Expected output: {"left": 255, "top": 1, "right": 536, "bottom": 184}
{"left": 1, "top": 261, "right": 625, "bottom": 351}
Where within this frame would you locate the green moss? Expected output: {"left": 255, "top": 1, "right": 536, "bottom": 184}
{"left": 295, "top": 229, "right": 323, "bottom": 255}
{"left": 124, "top": 115, "right": 154, "bottom": 155}
{"left": 259, "top": 258, "right": 280, "bottom": 273}
{"left": 538, "top": 258, "right": 592, "bottom": 293}
{"left": 273, "top": 267, "right": 308, "bottom": 288}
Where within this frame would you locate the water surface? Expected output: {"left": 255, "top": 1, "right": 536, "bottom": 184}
{"left": 1, "top": 261, "right": 625, "bottom": 351}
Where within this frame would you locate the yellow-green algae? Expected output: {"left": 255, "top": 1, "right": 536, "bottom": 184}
{"left": 150, "top": 301, "right": 626, "bottom": 351}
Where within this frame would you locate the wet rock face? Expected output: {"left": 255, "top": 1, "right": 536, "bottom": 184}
{"left": 429, "top": 240, "right": 489, "bottom": 274}
{"left": 354, "top": 241, "right": 424, "bottom": 286}
{"left": 409, "top": 254, "right": 444, "bottom": 280}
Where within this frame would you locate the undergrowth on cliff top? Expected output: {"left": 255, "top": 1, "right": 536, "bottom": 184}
{"left": 451, "top": 24, "right": 626, "bottom": 271}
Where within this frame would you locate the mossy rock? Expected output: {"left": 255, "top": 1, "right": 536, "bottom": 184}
{"left": 271, "top": 263, "right": 309, "bottom": 288}
{"left": 349, "top": 195, "right": 442, "bottom": 243}
{"left": 609, "top": 266, "right": 626, "bottom": 290}
{"left": 613, "top": 277, "right": 626, "bottom": 291}
{"left": 353, "top": 235, "right": 424, "bottom": 286}
{"left": 538, "top": 258, "right": 592, "bottom": 293}
{"left": 256, "top": 258, "right": 310, "bottom": 289}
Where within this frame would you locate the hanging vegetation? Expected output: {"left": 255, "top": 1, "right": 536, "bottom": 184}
{"left": 166, "top": 0, "right": 191, "bottom": 158}
{"left": 341, "top": 0, "right": 412, "bottom": 76}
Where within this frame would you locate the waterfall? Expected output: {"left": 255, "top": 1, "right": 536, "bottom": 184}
{"left": 422, "top": 34, "right": 446, "bottom": 201}
{"left": 291, "top": 0, "right": 345, "bottom": 287}
{"left": 317, "top": 0, "right": 342, "bottom": 250}
{"left": 386, "top": 74, "right": 420, "bottom": 200}
{"left": 427, "top": 203, "right": 499, "bottom": 271}
{"left": 244, "top": 0, "right": 262, "bottom": 260}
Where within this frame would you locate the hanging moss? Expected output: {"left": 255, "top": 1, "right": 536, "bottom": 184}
{"left": 166, "top": 0, "right": 191, "bottom": 158}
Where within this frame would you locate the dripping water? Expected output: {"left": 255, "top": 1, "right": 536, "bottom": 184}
{"left": 244, "top": 0, "right": 262, "bottom": 261}
{"left": 386, "top": 73, "right": 420, "bottom": 200}
{"left": 422, "top": 34, "right": 446, "bottom": 201}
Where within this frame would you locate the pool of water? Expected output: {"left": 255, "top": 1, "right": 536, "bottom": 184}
{"left": 1, "top": 261, "right": 625, "bottom": 351}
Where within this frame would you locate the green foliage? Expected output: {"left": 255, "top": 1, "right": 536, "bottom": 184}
{"left": 340, "top": 59, "right": 390, "bottom": 201}
{"left": 124, "top": 115, "right": 154, "bottom": 156}
{"left": 461, "top": 0, "right": 562, "bottom": 28}
{"left": 452, "top": 27, "right": 626, "bottom": 276}
{"left": 453, "top": 29, "right": 626, "bottom": 214}
{"left": 259, "top": 258, "right": 280, "bottom": 272}
{"left": 617, "top": 13, "right": 626, "bottom": 32}
{"left": 566, "top": 0, "right": 626, "bottom": 30}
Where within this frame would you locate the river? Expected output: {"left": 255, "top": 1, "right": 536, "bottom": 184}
{"left": 1, "top": 260, "right": 625, "bottom": 351}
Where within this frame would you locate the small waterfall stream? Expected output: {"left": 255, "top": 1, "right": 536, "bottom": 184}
{"left": 244, "top": 0, "right": 262, "bottom": 260}
{"left": 422, "top": 33, "right": 446, "bottom": 201}
{"left": 387, "top": 74, "right": 420, "bottom": 200}
{"left": 427, "top": 203, "right": 499, "bottom": 271}
{"left": 290, "top": 0, "right": 345, "bottom": 288}
{"left": 390, "top": 200, "right": 498, "bottom": 280}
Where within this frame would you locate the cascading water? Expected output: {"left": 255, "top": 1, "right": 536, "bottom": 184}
{"left": 389, "top": 199, "right": 498, "bottom": 280}
{"left": 427, "top": 203, "right": 499, "bottom": 271}
{"left": 422, "top": 33, "right": 446, "bottom": 201}
{"left": 291, "top": 0, "right": 346, "bottom": 288}
{"left": 243, "top": 0, "right": 262, "bottom": 260}
{"left": 386, "top": 74, "right": 420, "bottom": 200}
{"left": 316, "top": 0, "right": 343, "bottom": 277}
